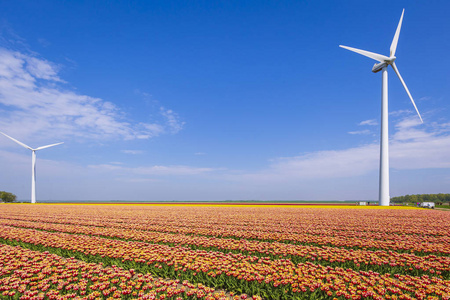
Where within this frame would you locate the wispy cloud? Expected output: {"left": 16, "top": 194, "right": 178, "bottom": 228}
{"left": 160, "top": 107, "right": 185, "bottom": 134}
{"left": 232, "top": 116, "right": 450, "bottom": 182}
{"left": 0, "top": 48, "right": 184, "bottom": 142}
{"left": 116, "top": 178, "right": 160, "bottom": 183}
{"left": 237, "top": 144, "right": 379, "bottom": 181}
{"left": 121, "top": 150, "right": 144, "bottom": 155}
{"left": 348, "top": 129, "right": 371, "bottom": 135}
{"left": 358, "top": 119, "right": 377, "bottom": 126}
{"left": 134, "top": 89, "right": 151, "bottom": 97}
{"left": 88, "top": 164, "right": 216, "bottom": 176}
{"left": 390, "top": 117, "right": 450, "bottom": 169}
{"left": 419, "top": 96, "right": 431, "bottom": 101}
{"left": 35, "top": 115, "right": 450, "bottom": 183}
{"left": 37, "top": 38, "right": 51, "bottom": 48}
{"left": 1, "top": 115, "right": 449, "bottom": 201}
{"left": 389, "top": 109, "right": 412, "bottom": 117}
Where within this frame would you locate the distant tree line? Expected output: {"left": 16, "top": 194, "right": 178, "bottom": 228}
{"left": 391, "top": 193, "right": 450, "bottom": 204}
{"left": 0, "top": 191, "right": 17, "bottom": 203}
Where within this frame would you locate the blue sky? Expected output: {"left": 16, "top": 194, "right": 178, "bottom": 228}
{"left": 0, "top": 1, "right": 449, "bottom": 201}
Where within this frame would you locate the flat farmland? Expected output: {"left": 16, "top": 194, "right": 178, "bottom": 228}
{"left": 0, "top": 204, "right": 449, "bottom": 300}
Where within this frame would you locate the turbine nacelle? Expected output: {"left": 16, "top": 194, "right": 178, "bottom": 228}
{"left": 371, "top": 56, "right": 395, "bottom": 73}
{"left": 372, "top": 62, "right": 388, "bottom": 73}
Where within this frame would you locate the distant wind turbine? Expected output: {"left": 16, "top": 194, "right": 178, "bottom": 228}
{"left": 339, "top": 9, "right": 422, "bottom": 206}
{"left": 0, "top": 132, "right": 63, "bottom": 204}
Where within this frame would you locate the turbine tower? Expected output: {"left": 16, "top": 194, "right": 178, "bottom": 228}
{"left": 339, "top": 9, "right": 422, "bottom": 206}
{"left": 0, "top": 132, "right": 63, "bottom": 204}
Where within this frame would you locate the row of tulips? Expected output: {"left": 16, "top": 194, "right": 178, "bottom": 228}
{"left": 2, "top": 205, "right": 448, "bottom": 237}
{"left": 1, "top": 218, "right": 448, "bottom": 278}
{"left": 1, "top": 207, "right": 448, "bottom": 255}
{"left": 0, "top": 225, "right": 449, "bottom": 300}
{"left": 0, "top": 243, "right": 256, "bottom": 300}
{"left": 2, "top": 205, "right": 449, "bottom": 237}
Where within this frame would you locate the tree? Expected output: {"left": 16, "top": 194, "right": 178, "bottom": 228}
{"left": 437, "top": 193, "right": 446, "bottom": 202}
{"left": 409, "top": 194, "right": 418, "bottom": 203}
{"left": 0, "top": 191, "right": 17, "bottom": 203}
{"left": 391, "top": 193, "right": 450, "bottom": 203}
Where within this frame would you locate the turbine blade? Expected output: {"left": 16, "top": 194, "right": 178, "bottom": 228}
{"left": 390, "top": 9, "right": 405, "bottom": 57}
{"left": 35, "top": 142, "right": 64, "bottom": 151}
{"left": 391, "top": 62, "right": 423, "bottom": 123}
{"left": 339, "top": 45, "right": 389, "bottom": 63}
{"left": 0, "top": 131, "right": 33, "bottom": 150}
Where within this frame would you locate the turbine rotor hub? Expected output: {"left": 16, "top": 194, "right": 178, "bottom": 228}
{"left": 386, "top": 56, "right": 396, "bottom": 64}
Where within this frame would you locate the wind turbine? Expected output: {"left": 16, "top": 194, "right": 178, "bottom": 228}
{"left": 339, "top": 9, "right": 422, "bottom": 206}
{"left": 0, "top": 131, "right": 63, "bottom": 204}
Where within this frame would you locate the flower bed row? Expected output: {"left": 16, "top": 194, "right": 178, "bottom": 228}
{"left": 0, "top": 243, "right": 254, "bottom": 300}
{"left": 2, "top": 205, "right": 448, "bottom": 237}
{"left": 1, "top": 206, "right": 448, "bottom": 255}
{"left": 2, "top": 205, "right": 448, "bottom": 235}
{"left": 1, "top": 218, "right": 449, "bottom": 278}
{"left": 0, "top": 225, "right": 449, "bottom": 300}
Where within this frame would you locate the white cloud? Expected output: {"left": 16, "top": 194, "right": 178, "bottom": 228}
{"left": 390, "top": 117, "right": 450, "bottom": 169}
{"left": 121, "top": 150, "right": 144, "bottom": 155}
{"left": 419, "top": 96, "right": 431, "bottom": 101}
{"left": 134, "top": 89, "right": 151, "bottom": 97}
{"left": 116, "top": 178, "right": 160, "bottom": 183}
{"left": 0, "top": 48, "right": 184, "bottom": 142}
{"left": 1, "top": 115, "right": 449, "bottom": 201}
{"left": 358, "top": 119, "right": 377, "bottom": 126}
{"left": 137, "top": 123, "right": 165, "bottom": 139}
{"left": 88, "top": 163, "right": 216, "bottom": 176}
{"left": 160, "top": 107, "right": 185, "bottom": 134}
{"left": 237, "top": 144, "right": 379, "bottom": 182}
{"left": 348, "top": 129, "right": 371, "bottom": 135}
{"left": 232, "top": 116, "right": 450, "bottom": 183}
{"left": 33, "top": 115, "right": 449, "bottom": 187}
{"left": 37, "top": 38, "right": 51, "bottom": 48}
{"left": 391, "top": 117, "right": 429, "bottom": 141}
{"left": 25, "top": 56, "right": 62, "bottom": 82}
{"left": 389, "top": 109, "right": 411, "bottom": 117}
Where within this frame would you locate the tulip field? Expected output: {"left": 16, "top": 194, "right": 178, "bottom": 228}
{"left": 0, "top": 204, "right": 449, "bottom": 300}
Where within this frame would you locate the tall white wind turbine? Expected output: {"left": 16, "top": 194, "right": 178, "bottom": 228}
{"left": 0, "top": 132, "right": 63, "bottom": 204}
{"left": 340, "top": 9, "right": 422, "bottom": 206}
